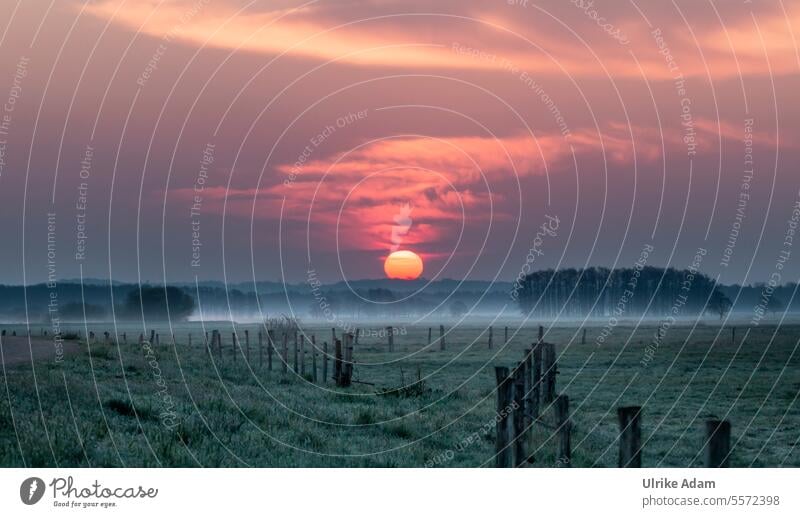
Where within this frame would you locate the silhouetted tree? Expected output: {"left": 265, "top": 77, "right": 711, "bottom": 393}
{"left": 707, "top": 288, "right": 732, "bottom": 320}
{"left": 125, "top": 286, "right": 195, "bottom": 321}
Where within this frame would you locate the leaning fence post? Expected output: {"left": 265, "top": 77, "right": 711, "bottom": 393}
{"left": 439, "top": 325, "right": 445, "bottom": 350}
{"left": 555, "top": 395, "right": 571, "bottom": 467}
{"left": 705, "top": 419, "right": 731, "bottom": 467}
{"left": 512, "top": 363, "right": 528, "bottom": 466}
{"left": 618, "top": 406, "right": 643, "bottom": 467}
{"left": 494, "top": 366, "right": 513, "bottom": 468}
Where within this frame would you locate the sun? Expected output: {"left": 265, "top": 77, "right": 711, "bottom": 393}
{"left": 384, "top": 250, "right": 424, "bottom": 280}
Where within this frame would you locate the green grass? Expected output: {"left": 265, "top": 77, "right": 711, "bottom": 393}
{"left": 1, "top": 322, "right": 799, "bottom": 467}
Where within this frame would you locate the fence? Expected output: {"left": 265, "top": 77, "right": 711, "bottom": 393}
{"left": 493, "top": 331, "right": 733, "bottom": 468}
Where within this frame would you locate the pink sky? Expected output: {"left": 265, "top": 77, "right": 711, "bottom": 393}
{"left": 0, "top": 0, "right": 798, "bottom": 285}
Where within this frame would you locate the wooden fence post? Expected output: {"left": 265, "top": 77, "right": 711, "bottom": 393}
{"left": 293, "top": 331, "right": 298, "bottom": 372}
{"left": 504, "top": 326, "right": 508, "bottom": 345}
{"left": 387, "top": 326, "right": 394, "bottom": 352}
{"left": 244, "top": 330, "right": 250, "bottom": 363}
{"left": 322, "top": 341, "right": 329, "bottom": 382}
{"left": 531, "top": 343, "right": 542, "bottom": 419}
{"left": 618, "top": 406, "right": 642, "bottom": 467}
{"left": 512, "top": 363, "right": 528, "bottom": 466}
{"left": 582, "top": 328, "right": 587, "bottom": 345}
{"left": 523, "top": 348, "right": 533, "bottom": 429}
{"left": 439, "top": 325, "right": 445, "bottom": 351}
{"left": 258, "top": 331, "right": 263, "bottom": 368}
{"left": 312, "top": 335, "right": 318, "bottom": 382}
{"left": 331, "top": 328, "right": 336, "bottom": 349}
{"left": 267, "top": 330, "right": 274, "bottom": 371}
{"left": 705, "top": 419, "right": 731, "bottom": 468}
{"left": 300, "top": 334, "right": 306, "bottom": 376}
{"left": 123, "top": 333, "right": 127, "bottom": 344}
{"left": 488, "top": 326, "right": 493, "bottom": 349}
{"left": 341, "top": 333, "right": 354, "bottom": 387}
{"left": 427, "top": 327, "right": 432, "bottom": 346}
{"left": 188, "top": 333, "right": 191, "bottom": 347}
{"left": 282, "top": 333, "right": 289, "bottom": 373}
{"left": 232, "top": 333, "right": 237, "bottom": 361}
{"left": 555, "top": 395, "right": 571, "bottom": 467}
{"left": 542, "top": 343, "right": 557, "bottom": 404}
{"left": 333, "top": 339, "right": 342, "bottom": 384}
{"left": 494, "top": 366, "right": 513, "bottom": 468}
{"left": 538, "top": 325, "right": 543, "bottom": 342}
{"left": 731, "top": 327, "right": 736, "bottom": 346}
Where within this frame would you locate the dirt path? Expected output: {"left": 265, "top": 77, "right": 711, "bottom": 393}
{"left": 0, "top": 336, "right": 81, "bottom": 367}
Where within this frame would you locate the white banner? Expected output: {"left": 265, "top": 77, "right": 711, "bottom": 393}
{"left": 1, "top": 468, "right": 797, "bottom": 516}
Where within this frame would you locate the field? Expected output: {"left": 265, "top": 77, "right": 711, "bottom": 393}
{"left": 1, "top": 322, "right": 799, "bottom": 467}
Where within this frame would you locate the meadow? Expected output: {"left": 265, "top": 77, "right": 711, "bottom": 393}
{"left": 1, "top": 321, "right": 799, "bottom": 467}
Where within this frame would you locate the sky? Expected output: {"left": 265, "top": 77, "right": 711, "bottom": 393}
{"left": 0, "top": 0, "right": 798, "bottom": 286}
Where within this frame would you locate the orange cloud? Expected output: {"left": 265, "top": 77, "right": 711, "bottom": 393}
{"left": 82, "top": 0, "right": 800, "bottom": 79}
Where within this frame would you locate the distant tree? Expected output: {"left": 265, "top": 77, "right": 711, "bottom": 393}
{"left": 706, "top": 288, "right": 732, "bottom": 320}
{"left": 124, "top": 286, "right": 195, "bottom": 321}
{"left": 450, "top": 300, "right": 468, "bottom": 318}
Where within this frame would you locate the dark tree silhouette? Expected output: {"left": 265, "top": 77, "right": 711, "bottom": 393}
{"left": 517, "top": 267, "right": 723, "bottom": 318}
{"left": 707, "top": 289, "right": 732, "bottom": 320}
{"left": 125, "top": 286, "right": 195, "bottom": 321}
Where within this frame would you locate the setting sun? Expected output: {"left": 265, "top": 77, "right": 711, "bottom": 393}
{"left": 384, "top": 250, "right": 424, "bottom": 280}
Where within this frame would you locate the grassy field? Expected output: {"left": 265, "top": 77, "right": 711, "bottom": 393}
{"left": 1, "top": 322, "right": 799, "bottom": 467}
